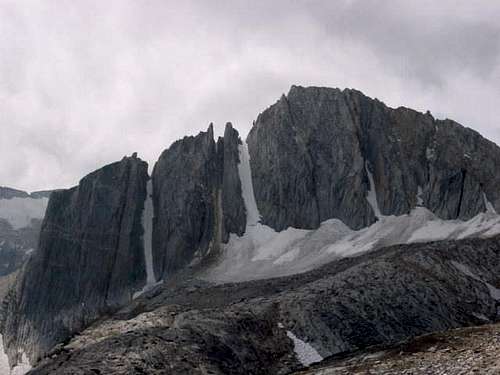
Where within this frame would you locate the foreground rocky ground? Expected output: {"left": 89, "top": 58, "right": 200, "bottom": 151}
{"left": 297, "top": 322, "right": 500, "bottom": 374}
{"left": 24, "top": 235, "right": 500, "bottom": 374}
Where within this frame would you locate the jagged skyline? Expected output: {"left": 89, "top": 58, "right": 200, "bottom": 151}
{"left": 1, "top": 0, "right": 499, "bottom": 191}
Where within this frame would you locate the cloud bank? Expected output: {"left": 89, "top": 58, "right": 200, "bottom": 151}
{"left": 1, "top": 0, "right": 499, "bottom": 191}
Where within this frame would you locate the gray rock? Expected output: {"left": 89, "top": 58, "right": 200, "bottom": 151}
{"left": 218, "top": 123, "right": 246, "bottom": 243}
{"left": 152, "top": 123, "right": 246, "bottom": 280}
{"left": 28, "top": 235, "right": 500, "bottom": 374}
{"left": 4, "top": 84, "right": 500, "bottom": 373}
{"left": 152, "top": 124, "right": 220, "bottom": 279}
{"left": 247, "top": 86, "right": 500, "bottom": 230}
{"left": 0, "top": 155, "right": 149, "bottom": 364}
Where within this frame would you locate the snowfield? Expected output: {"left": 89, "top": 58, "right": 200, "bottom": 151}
{"left": 133, "top": 180, "right": 162, "bottom": 299}
{"left": 0, "top": 335, "right": 31, "bottom": 375}
{"left": 204, "top": 142, "right": 500, "bottom": 283}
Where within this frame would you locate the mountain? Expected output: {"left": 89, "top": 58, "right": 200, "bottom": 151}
{"left": 1, "top": 86, "right": 500, "bottom": 373}
{"left": 1, "top": 156, "right": 148, "bottom": 366}
{"left": 152, "top": 123, "right": 246, "bottom": 278}
{"left": 0, "top": 187, "right": 52, "bottom": 281}
{"left": 247, "top": 86, "right": 499, "bottom": 230}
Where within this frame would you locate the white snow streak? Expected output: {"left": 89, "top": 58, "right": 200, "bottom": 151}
{"left": 483, "top": 192, "right": 497, "bottom": 214}
{"left": 286, "top": 330, "right": 323, "bottom": 366}
{"left": 365, "top": 162, "right": 382, "bottom": 218}
{"left": 133, "top": 180, "right": 162, "bottom": 299}
{"left": 238, "top": 143, "right": 261, "bottom": 226}
{"left": 0, "top": 335, "right": 31, "bottom": 375}
{"left": 0, "top": 197, "right": 48, "bottom": 229}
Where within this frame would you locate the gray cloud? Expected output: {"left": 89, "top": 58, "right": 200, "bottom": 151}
{"left": 1, "top": 0, "right": 499, "bottom": 191}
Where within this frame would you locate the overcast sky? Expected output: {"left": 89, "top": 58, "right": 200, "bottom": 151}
{"left": 1, "top": 0, "right": 499, "bottom": 191}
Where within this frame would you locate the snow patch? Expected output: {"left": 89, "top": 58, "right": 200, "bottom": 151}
{"left": 483, "top": 193, "right": 497, "bottom": 214}
{"left": 286, "top": 330, "right": 323, "bottom": 367}
{"left": 426, "top": 147, "right": 435, "bottom": 160}
{"left": 0, "top": 335, "right": 31, "bottom": 375}
{"left": 274, "top": 247, "right": 301, "bottom": 265}
{"left": 0, "top": 197, "right": 48, "bottom": 230}
{"left": 417, "top": 186, "right": 424, "bottom": 206}
{"left": 206, "top": 206, "right": 500, "bottom": 283}
{"left": 252, "top": 227, "right": 309, "bottom": 262}
{"left": 133, "top": 180, "right": 162, "bottom": 299}
{"left": 365, "top": 162, "right": 382, "bottom": 218}
{"left": 408, "top": 211, "right": 500, "bottom": 243}
{"left": 238, "top": 143, "right": 261, "bottom": 226}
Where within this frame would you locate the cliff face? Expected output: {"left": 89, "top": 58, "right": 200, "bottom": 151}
{"left": 152, "top": 123, "right": 246, "bottom": 279}
{"left": 219, "top": 123, "right": 247, "bottom": 242}
{"left": 0, "top": 155, "right": 148, "bottom": 364}
{"left": 247, "top": 86, "right": 500, "bottom": 231}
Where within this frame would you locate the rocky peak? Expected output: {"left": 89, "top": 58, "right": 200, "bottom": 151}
{"left": 1, "top": 155, "right": 149, "bottom": 364}
{"left": 247, "top": 85, "right": 500, "bottom": 231}
{"left": 152, "top": 123, "right": 246, "bottom": 279}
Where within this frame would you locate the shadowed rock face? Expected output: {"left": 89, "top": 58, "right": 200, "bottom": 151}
{"left": 0, "top": 155, "right": 149, "bottom": 364}
{"left": 219, "top": 123, "right": 247, "bottom": 243}
{"left": 152, "top": 123, "right": 246, "bottom": 279}
{"left": 247, "top": 86, "right": 500, "bottom": 230}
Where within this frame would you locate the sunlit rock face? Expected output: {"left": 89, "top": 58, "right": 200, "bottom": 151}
{"left": 0, "top": 155, "right": 149, "bottom": 364}
{"left": 247, "top": 85, "right": 500, "bottom": 231}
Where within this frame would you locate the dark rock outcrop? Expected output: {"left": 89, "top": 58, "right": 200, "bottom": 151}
{"left": 152, "top": 123, "right": 246, "bottom": 279}
{"left": 218, "top": 123, "right": 247, "bottom": 242}
{"left": 28, "top": 235, "right": 500, "bottom": 374}
{"left": 0, "top": 155, "right": 149, "bottom": 364}
{"left": 247, "top": 86, "right": 500, "bottom": 230}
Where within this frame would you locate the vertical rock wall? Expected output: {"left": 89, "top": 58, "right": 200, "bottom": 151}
{"left": 0, "top": 155, "right": 149, "bottom": 364}
{"left": 247, "top": 85, "right": 500, "bottom": 231}
{"left": 152, "top": 123, "right": 246, "bottom": 279}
